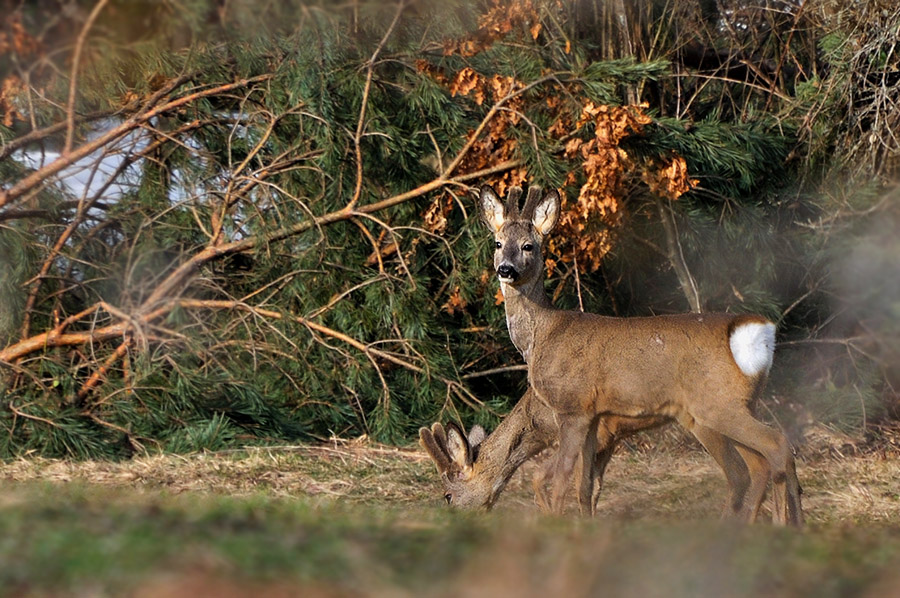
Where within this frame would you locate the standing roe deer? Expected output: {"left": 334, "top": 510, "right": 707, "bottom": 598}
{"left": 478, "top": 184, "right": 803, "bottom": 525}
{"left": 420, "top": 387, "right": 771, "bottom": 517}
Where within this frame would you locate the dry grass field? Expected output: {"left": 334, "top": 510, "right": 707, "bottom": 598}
{"left": 3, "top": 433, "right": 900, "bottom": 597}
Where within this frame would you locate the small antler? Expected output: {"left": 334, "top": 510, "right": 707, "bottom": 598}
{"left": 505, "top": 186, "right": 523, "bottom": 219}
{"left": 520, "top": 186, "right": 545, "bottom": 221}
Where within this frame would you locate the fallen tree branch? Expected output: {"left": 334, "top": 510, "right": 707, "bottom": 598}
{"left": 460, "top": 364, "right": 528, "bottom": 380}
{"left": 76, "top": 338, "right": 132, "bottom": 402}
{"left": 1, "top": 67, "right": 540, "bottom": 373}
{"left": 137, "top": 158, "right": 522, "bottom": 314}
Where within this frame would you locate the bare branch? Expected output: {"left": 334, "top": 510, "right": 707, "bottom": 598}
{"left": 348, "top": 0, "right": 406, "bottom": 211}
{"left": 0, "top": 74, "right": 271, "bottom": 212}
{"left": 64, "top": 0, "right": 111, "bottom": 155}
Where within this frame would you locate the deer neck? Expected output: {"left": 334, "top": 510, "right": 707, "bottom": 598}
{"left": 473, "top": 394, "right": 554, "bottom": 507}
{"left": 500, "top": 276, "right": 553, "bottom": 363}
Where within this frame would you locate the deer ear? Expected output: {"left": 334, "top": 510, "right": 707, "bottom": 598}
{"left": 468, "top": 425, "right": 486, "bottom": 449}
{"left": 419, "top": 425, "right": 452, "bottom": 474}
{"left": 479, "top": 185, "right": 505, "bottom": 233}
{"left": 445, "top": 422, "right": 472, "bottom": 468}
{"left": 532, "top": 189, "right": 560, "bottom": 237}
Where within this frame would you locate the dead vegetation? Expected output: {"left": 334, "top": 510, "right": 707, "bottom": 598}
{"left": 2, "top": 438, "right": 900, "bottom": 525}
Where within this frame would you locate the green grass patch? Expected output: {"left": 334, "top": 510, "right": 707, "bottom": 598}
{"left": 4, "top": 480, "right": 900, "bottom": 598}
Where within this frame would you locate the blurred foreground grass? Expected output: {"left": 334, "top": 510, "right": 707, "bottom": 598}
{"left": 3, "top": 443, "right": 900, "bottom": 597}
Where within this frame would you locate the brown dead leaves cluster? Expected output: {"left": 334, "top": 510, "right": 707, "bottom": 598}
{"left": 549, "top": 102, "right": 653, "bottom": 272}
{"left": 643, "top": 155, "right": 699, "bottom": 201}
{"left": 417, "top": 0, "right": 699, "bottom": 305}
{"left": 423, "top": 194, "right": 454, "bottom": 237}
{"left": 416, "top": 59, "right": 530, "bottom": 228}
{"left": 422, "top": 62, "right": 698, "bottom": 277}
{"left": 421, "top": 22, "right": 697, "bottom": 280}
{"left": 442, "top": 0, "right": 543, "bottom": 57}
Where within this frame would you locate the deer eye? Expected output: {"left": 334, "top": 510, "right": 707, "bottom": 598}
{"left": 494, "top": 241, "right": 502, "bottom": 249}
{"left": 444, "top": 493, "right": 452, "bottom": 504}
{"left": 522, "top": 243, "right": 534, "bottom": 252}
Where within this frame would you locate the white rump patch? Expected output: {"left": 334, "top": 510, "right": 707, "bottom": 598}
{"left": 729, "top": 321, "right": 776, "bottom": 377}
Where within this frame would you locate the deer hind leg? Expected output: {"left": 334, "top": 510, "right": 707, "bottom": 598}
{"left": 573, "top": 447, "right": 590, "bottom": 515}
{"left": 549, "top": 430, "right": 619, "bottom": 517}
{"left": 699, "top": 410, "right": 803, "bottom": 527}
{"left": 689, "top": 423, "right": 752, "bottom": 521}
{"left": 731, "top": 444, "right": 770, "bottom": 523}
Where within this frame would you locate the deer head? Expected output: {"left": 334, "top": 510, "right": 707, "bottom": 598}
{"left": 479, "top": 185, "right": 560, "bottom": 289}
{"left": 419, "top": 421, "right": 491, "bottom": 509}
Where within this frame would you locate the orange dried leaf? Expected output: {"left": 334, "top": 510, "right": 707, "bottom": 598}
{"left": 443, "top": 0, "right": 541, "bottom": 57}
{"left": 644, "top": 156, "right": 698, "bottom": 200}
{"left": 0, "top": 75, "right": 24, "bottom": 127}
{"left": 423, "top": 195, "right": 453, "bottom": 235}
{"left": 443, "top": 286, "right": 468, "bottom": 315}
{"left": 450, "top": 67, "right": 481, "bottom": 98}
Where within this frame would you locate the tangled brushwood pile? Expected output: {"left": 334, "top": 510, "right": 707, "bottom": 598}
{"left": 0, "top": 1, "right": 898, "bottom": 457}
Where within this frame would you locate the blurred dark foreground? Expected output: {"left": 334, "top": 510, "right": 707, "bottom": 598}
{"left": 3, "top": 446, "right": 900, "bottom": 598}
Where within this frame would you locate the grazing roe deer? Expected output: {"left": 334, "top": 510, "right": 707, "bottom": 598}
{"left": 478, "top": 184, "right": 803, "bottom": 525}
{"left": 420, "top": 388, "right": 666, "bottom": 512}
{"left": 420, "top": 388, "right": 768, "bottom": 517}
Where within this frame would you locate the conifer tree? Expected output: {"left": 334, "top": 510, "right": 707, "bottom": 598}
{"left": 0, "top": 0, "right": 895, "bottom": 457}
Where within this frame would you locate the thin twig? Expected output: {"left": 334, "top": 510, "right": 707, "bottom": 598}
{"left": 8, "top": 402, "right": 61, "bottom": 428}
{"left": 461, "top": 364, "right": 528, "bottom": 380}
{"left": 348, "top": 0, "right": 406, "bottom": 210}
{"left": 76, "top": 338, "right": 132, "bottom": 402}
{"left": 64, "top": 0, "right": 110, "bottom": 155}
{"left": 573, "top": 254, "right": 584, "bottom": 312}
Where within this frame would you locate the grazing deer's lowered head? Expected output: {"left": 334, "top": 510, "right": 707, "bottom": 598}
{"left": 475, "top": 183, "right": 803, "bottom": 526}
{"left": 419, "top": 391, "right": 557, "bottom": 510}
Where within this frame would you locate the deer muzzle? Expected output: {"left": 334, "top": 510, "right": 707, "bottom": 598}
{"left": 496, "top": 264, "right": 519, "bottom": 283}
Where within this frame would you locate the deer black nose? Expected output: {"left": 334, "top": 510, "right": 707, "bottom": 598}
{"left": 496, "top": 264, "right": 518, "bottom": 281}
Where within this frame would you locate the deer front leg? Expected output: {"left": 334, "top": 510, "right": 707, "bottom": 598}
{"left": 533, "top": 460, "right": 552, "bottom": 513}
{"left": 575, "top": 418, "right": 614, "bottom": 517}
{"left": 548, "top": 413, "right": 596, "bottom": 515}
{"left": 575, "top": 416, "right": 601, "bottom": 517}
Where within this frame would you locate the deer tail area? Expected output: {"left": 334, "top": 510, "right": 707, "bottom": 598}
{"left": 728, "top": 320, "right": 776, "bottom": 377}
